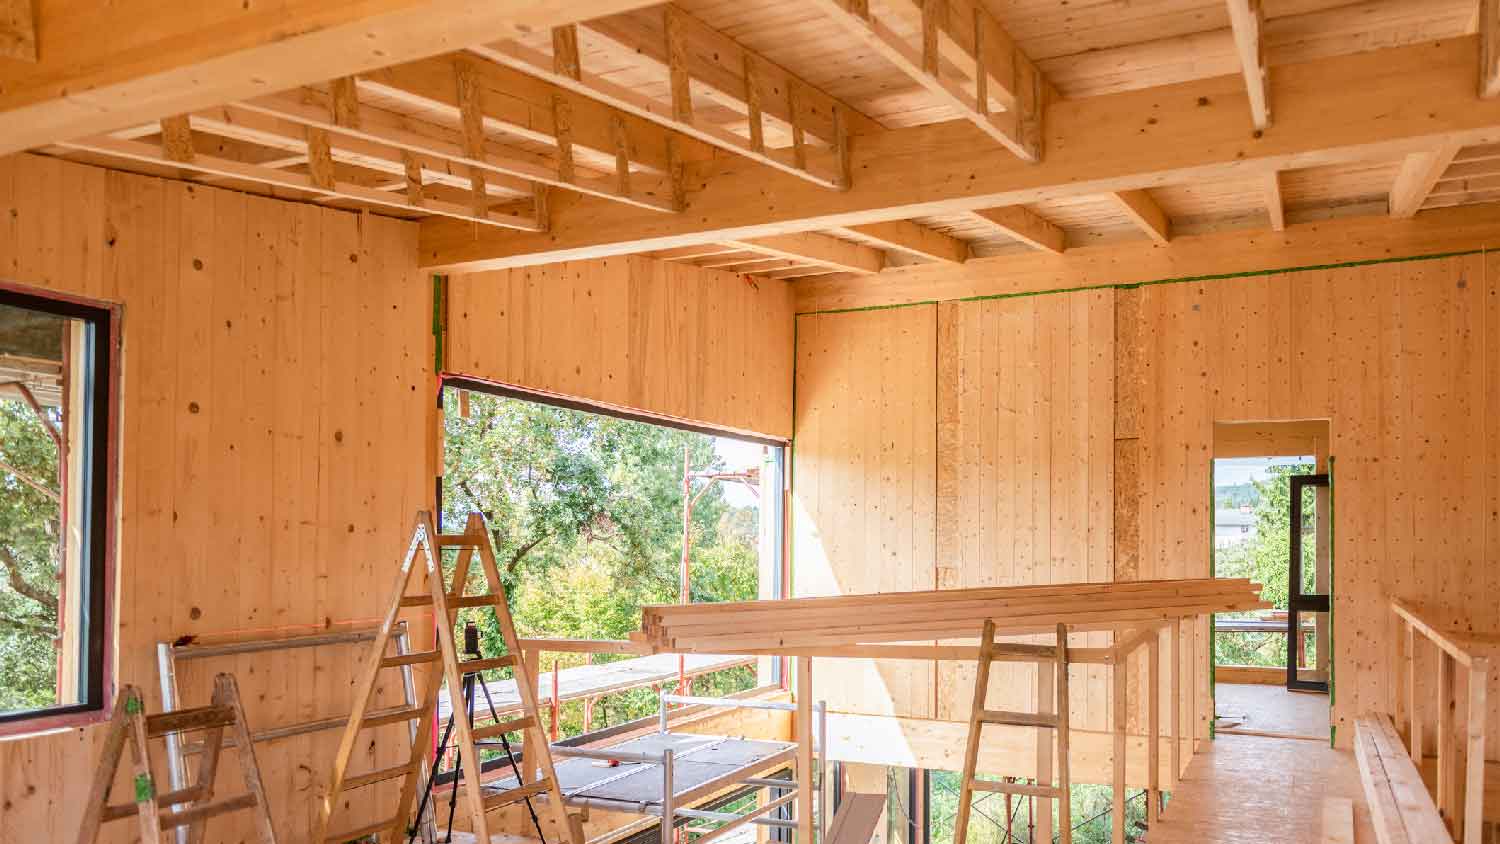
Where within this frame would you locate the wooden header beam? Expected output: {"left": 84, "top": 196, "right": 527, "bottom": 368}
{"left": 420, "top": 37, "right": 1500, "bottom": 272}
{"left": 0, "top": 0, "right": 664, "bottom": 157}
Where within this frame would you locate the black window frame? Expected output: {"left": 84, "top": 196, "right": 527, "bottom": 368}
{"left": 0, "top": 281, "right": 118, "bottom": 732}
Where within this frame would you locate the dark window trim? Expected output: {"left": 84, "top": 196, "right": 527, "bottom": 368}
{"left": 0, "top": 279, "right": 120, "bottom": 736}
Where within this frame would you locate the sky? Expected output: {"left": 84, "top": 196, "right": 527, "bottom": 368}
{"left": 712, "top": 436, "right": 770, "bottom": 508}
{"left": 1214, "top": 455, "right": 1314, "bottom": 487}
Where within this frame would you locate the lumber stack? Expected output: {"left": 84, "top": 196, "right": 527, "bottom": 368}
{"left": 634, "top": 578, "right": 1268, "bottom": 655}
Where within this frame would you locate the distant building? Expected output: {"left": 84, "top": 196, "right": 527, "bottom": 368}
{"left": 1215, "top": 507, "right": 1256, "bottom": 547}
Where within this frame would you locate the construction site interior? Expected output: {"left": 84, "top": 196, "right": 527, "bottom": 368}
{"left": 3, "top": 1, "right": 1500, "bottom": 843}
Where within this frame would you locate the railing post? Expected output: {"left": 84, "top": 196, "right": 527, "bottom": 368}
{"left": 1148, "top": 627, "right": 1161, "bottom": 826}
{"left": 1438, "top": 651, "right": 1457, "bottom": 830}
{"left": 1464, "top": 657, "right": 1488, "bottom": 844}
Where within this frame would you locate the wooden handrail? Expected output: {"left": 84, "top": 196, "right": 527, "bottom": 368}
{"left": 1390, "top": 597, "right": 1491, "bottom": 844}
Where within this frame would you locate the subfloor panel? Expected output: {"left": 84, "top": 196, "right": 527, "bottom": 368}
{"left": 1215, "top": 682, "right": 1329, "bottom": 739}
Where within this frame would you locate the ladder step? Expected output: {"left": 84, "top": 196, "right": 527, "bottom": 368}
{"left": 325, "top": 816, "right": 401, "bottom": 843}
{"left": 342, "top": 760, "right": 420, "bottom": 791}
{"left": 473, "top": 716, "right": 535, "bottom": 740}
{"left": 361, "top": 705, "right": 425, "bottom": 729}
{"left": 382, "top": 649, "right": 440, "bottom": 668}
{"left": 145, "top": 705, "right": 237, "bottom": 738}
{"left": 400, "top": 594, "right": 433, "bottom": 607}
{"left": 483, "top": 779, "right": 552, "bottom": 810}
{"left": 158, "top": 793, "right": 261, "bottom": 830}
{"left": 971, "top": 780, "right": 1062, "bottom": 799}
{"left": 460, "top": 654, "right": 516, "bottom": 673}
{"left": 102, "top": 785, "right": 207, "bottom": 821}
{"left": 398, "top": 593, "right": 499, "bottom": 609}
{"left": 435, "top": 534, "right": 483, "bottom": 547}
{"left": 979, "top": 710, "right": 1059, "bottom": 729}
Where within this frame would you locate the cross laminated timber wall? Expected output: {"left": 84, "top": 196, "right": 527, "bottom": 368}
{"left": 0, "top": 152, "right": 797, "bottom": 843}
{"left": 791, "top": 250, "right": 1500, "bottom": 779}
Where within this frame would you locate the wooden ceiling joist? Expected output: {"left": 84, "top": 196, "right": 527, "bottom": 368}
{"left": 1112, "top": 190, "right": 1172, "bottom": 244}
{"left": 836, "top": 222, "right": 971, "bottom": 265}
{"left": 1226, "top": 0, "right": 1271, "bottom": 130}
{"left": 0, "top": 0, "right": 664, "bottom": 157}
{"left": 970, "top": 206, "right": 1065, "bottom": 254}
{"left": 235, "top": 81, "right": 677, "bottom": 214}
{"left": 807, "top": 0, "right": 1043, "bottom": 162}
{"left": 1261, "top": 171, "right": 1285, "bottom": 231}
{"left": 723, "top": 233, "right": 886, "bottom": 275}
{"left": 472, "top": 5, "right": 858, "bottom": 190}
{"left": 58, "top": 133, "right": 544, "bottom": 231}
{"left": 1390, "top": 142, "right": 1464, "bottom": 218}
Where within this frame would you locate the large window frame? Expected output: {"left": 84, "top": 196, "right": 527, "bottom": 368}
{"left": 0, "top": 280, "right": 119, "bottom": 736}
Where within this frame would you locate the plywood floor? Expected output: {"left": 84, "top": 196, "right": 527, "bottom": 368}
{"left": 1214, "top": 682, "right": 1331, "bottom": 739}
{"left": 1150, "top": 734, "right": 1375, "bottom": 844}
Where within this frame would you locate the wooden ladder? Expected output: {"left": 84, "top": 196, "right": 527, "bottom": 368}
{"left": 954, "top": 620, "right": 1072, "bottom": 844}
{"left": 315, "top": 511, "right": 581, "bottom": 844}
{"left": 76, "top": 674, "right": 277, "bottom": 844}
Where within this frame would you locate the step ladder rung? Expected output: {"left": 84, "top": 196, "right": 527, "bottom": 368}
{"left": 158, "top": 793, "right": 261, "bottom": 830}
{"left": 970, "top": 780, "right": 1062, "bottom": 799}
{"left": 325, "top": 816, "right": 401, "bottom": 843}
{"left": 382, "top": 649, "right": 440, "bottom": 668}
{"left": 473, "top": 716, "right": 535, "bottom": 740}
{"left": 483, "top": 779, "right": 552, "bottom": 810}
{"left": 460, "top": 654, "right": 516, "bottom": 673}
{"left": 979, "top": 709, "right": 1058, "bottom": 729}
{"left": 400, "top": 594, "right": 433, "bottom": 607}
{"left": 398, "top": 593, "right": 499, "bottom": 609}
{"left": 435, "top": 534, "right": 484, "bottom": 548}
{"left": 342, "top": 761, "right": 420, "bottom": 791}
{"left": 145, "top": 705, "right": 237, "bottom": 738}
{"left": 361, "top": 704, "right": 425, "bottom": 729}
{"left": 102, "top": 785, "right": 207, "bottom": 822}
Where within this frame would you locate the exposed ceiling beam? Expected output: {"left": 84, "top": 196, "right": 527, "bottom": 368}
{"left": 0, "top": 0, "right": 36, "bottom": 61}
{"left": 419, "top": 38, "right": 1500, "bottom": 271}
{"left": 835, "top": 222, "right": 971, "bottom": 265}
{"left": 58, "top": 133, "right": 543, "bottom": 231}
{"left": 795, "top": 201, "right": 1500, "bottom": 313}
{"left": 1484, "top": 0, "right": 1500, "bottom": 98}
{"left": 1261, "top": 171, "right": 1285, "bottom": 231}
{"left": 1389, "top": 141, "right": 1464, "bottom": 218}
{"left": 1113, "top": 190, "right": 1171, "bottom": 244}
{"left": 724, "top": 233, "right": 886, "bottom": 275}
{"left": 806, "top": 0, "right": 1043, "bottom": 162}
{"left": 970, "top": 206, "right": 1066, "bottom": 254}
{"left": 1226, "top": 0, "right": 1270, "bottom": 130}
{"left": 473, "top": 4, "right": 864, "bottom": 189}
{"left": 0, "top": 0, "right": 662, "bottom": 157}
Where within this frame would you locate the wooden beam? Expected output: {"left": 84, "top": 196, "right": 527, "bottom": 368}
{"left": 806, "top": 0, "right": 1042, "bottom": 162}
{"left": 159, "top": 116, "right": 195, "bottom": 163}
{"left": 58, "top": 134, "right": 542, "bottom": 231}
{"left": 725, "top": 233, "right": 886, "bottom": 275}
{"left": 1390, "top": 141, "right": 1463, "bottom": 218}
{"left": 1226, "top": 0, "right": 1270, "bottom": 130}
{"left": 419, "top": 38, "right": 1500, "bottom": 271}
{"left": 971, "top": 206, "right": 1065, "bottom": 253}
{"left": 473, "top": 5, "right": 861, "bottom": 189}
{"left": 0, "top": 0, "right": 663, "bottom": 156}
{"left": 1262, "top": 170, "right": 1285, "bottom": 231}
{"left": 0, "top": 0, "right": 36, "bottom": 61}
{"left": 1484, "top": 0, "right": 1500, "bottom": 98}
{"left": 1113, "top": 190, "right": 1172, "bottom": 244}
{"left": 794, "top": 200, "right": 1500, "bottom": 312}
{"left": 837, "top": 222, "right": 970, "bottom": 264}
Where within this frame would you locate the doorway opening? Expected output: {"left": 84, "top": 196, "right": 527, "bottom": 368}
{"left": 1209, "top": 420, "right": 1332, "bottom": 742}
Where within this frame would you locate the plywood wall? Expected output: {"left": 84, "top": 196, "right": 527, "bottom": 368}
{"left": 0, "top": 153, "right": 431, "bottom": 843}
{"left": 445, "top": 254, "right": 796, "bottom": 440}
{"left": 792, "top": 306, "right": 937, "bottom": 717}
{"left": 792, "top": 250, "right": 1500, "bottom": 772}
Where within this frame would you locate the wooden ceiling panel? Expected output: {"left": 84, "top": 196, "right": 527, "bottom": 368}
{"left": 1280, "top": 158, "right": 1403, "bottom": 210}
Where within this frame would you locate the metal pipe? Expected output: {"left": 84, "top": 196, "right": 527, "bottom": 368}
{"left": 552, "top": 746, "right": 663, "bottom": 764}
{"left": 157, "top": 643, "right": 188, "bottom": 844}
{"left": 661, "top": 748, "right": 676, "bottom": 844}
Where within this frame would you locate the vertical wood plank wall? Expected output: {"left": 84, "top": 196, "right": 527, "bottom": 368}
{"left": 0, "top": 153, "right": 431, "bottom": 843}
{"left": 792, "top": 252, "right": 1500, "bottom": 777}
{"left": 445, "top": 255, "right": 796, "bottom": 440}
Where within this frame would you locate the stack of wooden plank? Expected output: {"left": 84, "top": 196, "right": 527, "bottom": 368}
{"left": 634, "top": 578, "right": 1267, "bottom": 655}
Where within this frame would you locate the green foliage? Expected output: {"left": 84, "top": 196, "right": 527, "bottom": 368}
{"left": 0, "top": 398, "right": 63, "bottom": 713}
{"left": 441, "top": 390, "right": 763, "bottom": 736}
{"left": 927, "top": 770, "right": 1149, "bottom": 844}
{"left": 1213, "top": 463, "right": 1318, "bottom": 668}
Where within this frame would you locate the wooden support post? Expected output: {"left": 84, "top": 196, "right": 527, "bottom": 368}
{"left": 1037, "top": 645, "right": 1054, "bottom": 844}
{"left": 553, "top": 25, "right": 581, "bottom": 80}
{"left": 159, "top": 115, "right": 195, "bottom": 163}
{"left": 743, "top": 52, "right": 765, "bottom": 154}
{"left": 402, "top": 152, "right": 424, "bottom": 207}
{"left": 329, "top": 77, "right": 361, "bottom": 128}
{"left": 1464, "top": 659, "right": 1488, "bottom": 844}
{"left": 1148, "top": 630, "right": 1161, "bottom": 827}
{"left": 1170, "top": 618, "right": 1182, "bottom": 789}
{"left": 665, "top": 6, "right": 693, "bottom": 124}
{"left": 1393, "top": 614, "right": 1407, "bottom": 737}
{"left": 305, "top": 127, "right": 336, "bottom": 190}
{"left": 1056, "top": 623, "right": 1072, "bottom": 844}
{"left": 796, "top": 656, "right": 814, "bottom": 844}
{"left": 1112, "top": 645, "right": 1127, "bottom": 844}
{"left": 1438, "top": 651, "right": 1457, "bottom": 831}
{"left": 610, "top": 116, "right": 632, "bottom": 197}
{"left": 788, "top": 83, "right": 806, "bottom": 171}
{"left": 921, "top": 0, "right": 943, "bottom": 78}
